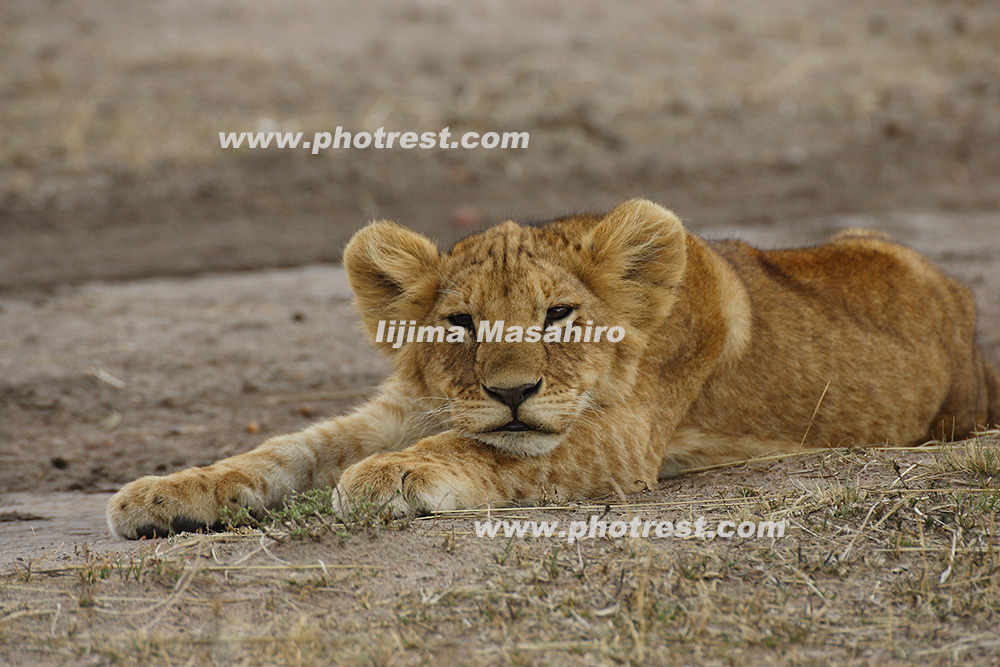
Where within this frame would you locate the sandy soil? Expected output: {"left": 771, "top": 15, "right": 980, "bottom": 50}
{"left": 2, "top": 0, "right": 999, "bottom": 292}
{"left": 2, "top": 0, "right": 1000, "bottom": 663}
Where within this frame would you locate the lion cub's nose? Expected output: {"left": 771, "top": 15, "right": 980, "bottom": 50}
{"left": 483, "top": 379, "right": 542, "bottom": 412}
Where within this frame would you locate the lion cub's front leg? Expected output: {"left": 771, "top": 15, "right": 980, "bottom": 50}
{"left": 107, "top": 381, "right": 438, "bottom": 539}
{"left": 335, "top": 433, "right": 523, "bottom": 516}
{"left": 335, "top": 424, "right": 659, "bottom": 516}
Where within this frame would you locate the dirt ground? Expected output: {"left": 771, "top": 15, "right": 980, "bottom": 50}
{"left": 3, "top": 0, "right": 1000, "bottom": 292}
{"left": 2, "top": 0, "right": 1000, "bottom": 664}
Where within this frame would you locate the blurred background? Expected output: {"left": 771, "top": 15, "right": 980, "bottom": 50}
{"left": 2, "top": 0, "right": 999, "bottom": 291}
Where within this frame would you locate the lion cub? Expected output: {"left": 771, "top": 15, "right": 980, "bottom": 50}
{"left": 108, "top": 199, "right": 999, "bottom": 538}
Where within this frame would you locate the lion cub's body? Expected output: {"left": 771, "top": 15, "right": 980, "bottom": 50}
{"left": 107, "top": 200, "right": 1000, "bottom": 539}
{"left": 664, "top": 232, "right": 996, "bottom": 472}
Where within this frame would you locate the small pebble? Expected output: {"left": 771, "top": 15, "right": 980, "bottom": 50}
{"left": 450, "top": 205, "right": 481, "bottom": 230}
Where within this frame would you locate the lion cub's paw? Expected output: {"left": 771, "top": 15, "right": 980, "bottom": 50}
{"left": 334, "top": 453, "right": 474, "bottom": 518}
{"left": 107, "top": 468, "right": 262, "bottom": 540}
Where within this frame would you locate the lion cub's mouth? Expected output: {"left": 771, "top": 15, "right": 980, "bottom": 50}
{"left": 492, "top": 419, "right": 535, "bottom": 433}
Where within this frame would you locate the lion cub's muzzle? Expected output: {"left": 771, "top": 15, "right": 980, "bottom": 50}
{"left": 482, "top": 378, "right": 543, "bottom": 431}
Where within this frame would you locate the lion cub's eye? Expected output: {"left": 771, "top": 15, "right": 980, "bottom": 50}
{"left": 545, "top": 306, "right": 573, "bottom": 323}
{"left": 447, "top": 313, "right": 475, "bottom": 329}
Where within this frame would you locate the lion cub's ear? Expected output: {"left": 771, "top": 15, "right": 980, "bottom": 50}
{"left": 343, "top": 221, "right": 440, "bottom": 336}
{"left": 584, "top": 199, "right": 687, "bottom": 290}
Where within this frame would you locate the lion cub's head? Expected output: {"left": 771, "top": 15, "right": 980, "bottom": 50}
{"left": 343, "top": 199, "right": 688, "bottom": 457}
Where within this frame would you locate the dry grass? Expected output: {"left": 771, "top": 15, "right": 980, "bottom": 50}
{"left": 3, "top": 433, "right": 1000, "bottom": 665}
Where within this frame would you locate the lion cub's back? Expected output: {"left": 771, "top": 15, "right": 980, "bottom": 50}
{"left": 696, "top": 230, "right": 984, "bottom": 447}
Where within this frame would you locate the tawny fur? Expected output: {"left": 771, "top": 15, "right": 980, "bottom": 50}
{"left": 107, "top": 199, "right": 1000, "bottom": 539}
